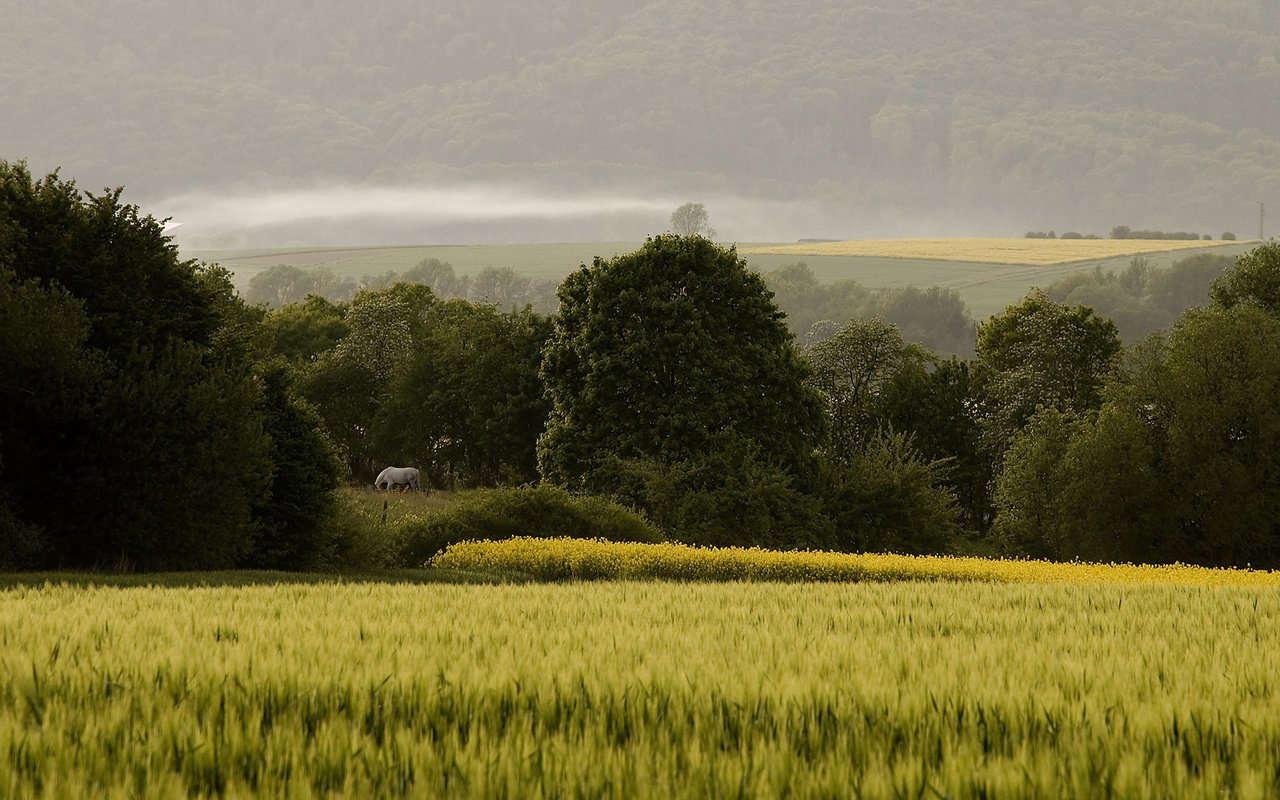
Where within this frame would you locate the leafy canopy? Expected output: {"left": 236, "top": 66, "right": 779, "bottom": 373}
{"left": 538, "top": 235, "right": 825, "bottom": 486}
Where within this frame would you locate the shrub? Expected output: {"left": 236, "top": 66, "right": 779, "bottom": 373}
{"left": 0, "top": 496, "right": 42, "bottom": 569}
{"left": 307, "top": 494, "right": 407, "bottom": 570}
{"left": 818, "top": 430, "right": 963, "bottom": 555}
{"left": 398, "top": 485, "right": 662, "bottom": 566}
{"left": 592, "top": 434, "right": 837, "bottom": 551}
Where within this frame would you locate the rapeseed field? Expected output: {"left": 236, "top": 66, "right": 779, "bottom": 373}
{"left": 431, "top": 536, "right": 1280, "bottom": 587}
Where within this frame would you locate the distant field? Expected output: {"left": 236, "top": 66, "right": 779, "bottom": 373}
{"left": 187, "top": 239, "right": 1256, "bottom": 319}
{"left": 742, "top": 242, "right": 1254, "bottom": 318}
{"left": 742, "top": 237, "right": 1247, "bottom": 265}
{"left": 185, "top": 242, "right": 645, "bottom": 287}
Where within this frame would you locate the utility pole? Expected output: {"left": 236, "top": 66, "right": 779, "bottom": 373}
{"left": 1260, "top": 201, "right": 1266, "bottom": 241}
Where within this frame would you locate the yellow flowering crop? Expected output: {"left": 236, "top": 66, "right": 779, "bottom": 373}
{"left": 431, "top": 536, "right": 1280, "bottom": 586}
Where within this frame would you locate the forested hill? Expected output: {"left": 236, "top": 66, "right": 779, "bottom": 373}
{"left": 5, "top": 0, "right": 1278, "bottom": 239}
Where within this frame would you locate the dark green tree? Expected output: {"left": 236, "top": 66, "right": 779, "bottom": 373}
{"left": 538, "top": 235, "right": 825, "bottom": 487}
{"left": 992, "top": 305, "right": 1280, "bottom": 568}
{"left": 0, "top": 161, "right": 340, "bottom": 570}
{"left": 257, "top": 294, "right": 350, "bottom": 365}
{"left": 594, "top": 432, "right": 835, "bottom": 551}
{"left": 0, "top": 269, "right": 102, "bottom": 567}
{"left": 976, "top": 289, "right": 1122, "bottom": 455}
{"left": 989, "top": 407, "right": 1081, "bottom": 559}
{"left": 879, "top": 357, "right": 991, "bottom": 532}
{"left": 806, "top": 317, "right": 932, "bottom": 464}
{"left": 244, "top": 361, "right": 343, "bottom": 570}
{"left": 817, "top": 430, "right": 963, "bottom": 555}
{"left": 376, "top": 301, "right": 552, "bottom": 487}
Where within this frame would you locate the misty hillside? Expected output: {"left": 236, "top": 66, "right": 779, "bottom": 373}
{"left": 5, "top": 0, "right": 1278, "bottom": 241}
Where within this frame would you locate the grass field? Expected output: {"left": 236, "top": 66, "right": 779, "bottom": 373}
{"left": 187, "top": 239, "right": 1256, "bottom": 320}
{"left": 741, "top": 237, "right": 1246, "bottom": 265}
{"left": 3, "top": 574, "right": 1278, "bottom": 798}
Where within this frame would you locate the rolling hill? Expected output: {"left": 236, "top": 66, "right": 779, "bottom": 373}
{"left": 4, "top": 0, "right": 1279, "bottom": 244}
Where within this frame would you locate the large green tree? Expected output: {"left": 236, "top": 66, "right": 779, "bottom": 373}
{"left": 806, "top": 317, "right": 932, "bottom": 464}
{"left": 1210, "top": 242, "right": 1280, "bottom": 315}
{"left": 538, "top": 235, "right": 825, "bottom": 487}
{"left": 0, "top": 161, "right": 339, "bottom": 570}
{"left": 976, "top": 289, "right": 1122, "bottom": 456}
{"left": 992, "top": 304, "right": 1280, "bottom": 568}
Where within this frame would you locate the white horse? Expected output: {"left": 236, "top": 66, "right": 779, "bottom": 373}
{"left": 374, "top": 466, "right": 422, "bottom": 492}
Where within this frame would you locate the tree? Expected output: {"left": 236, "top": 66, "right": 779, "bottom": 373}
{"left": 257, "top": 295, "right": 350, "bottom": 365}
{"left": 244, "top": 361, "right": 343, "bottom": 570}
{"left": 244, "top": 265, "right": 356, "bottom": 307}
{"left": 0, "top": 161, "right": 340, "bottom": 570}
{"left": 470, "top": 266, "right": 532, "bottom": 309}
{"left": 878, "top": 357, "right": 991, "bottom": 533}
{"left": 376, "top": 302, "right": 552, "bottom": 487}
{"left": 301, "top": 284, "right": 438, "bottom": 477}
{"left": 818, "top": 430, "right": 963, "bottom": 555}
{"left": 669, "top": 202, "right": 716, "bottom": 239}
{"left": 595, "top": 432, "right": 836, "bottom": 551}
{"left": 992, "top": 305, "right": 1280, "bottom": 568}
{"left": 403, "top": 257, "right": 470, "bottom": 298}
{"left": 989, "top": 408, "right": 1081, "bottom": 559}
{"left": 1210, "top": 242, "right": 1280, "bottom": 315}
{"left": 806, "top": 317, "right": 932, "bottom": 464}
{"left": 975, "top": 289, "right": 1122, "bottom": 456}
{"left": 0, "top": 269, "right": 102, "bottom": 567}
{"left": 538, "top": 235, "right": 825, "bottom": 488}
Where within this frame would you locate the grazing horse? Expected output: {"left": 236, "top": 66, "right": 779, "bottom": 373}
{"left": 374, "top": 466, "right": 422, "bottom": 492}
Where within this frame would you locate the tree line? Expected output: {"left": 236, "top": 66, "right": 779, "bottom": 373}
{"left": 4, "top": 162, "right": 1279, "bottom": 571}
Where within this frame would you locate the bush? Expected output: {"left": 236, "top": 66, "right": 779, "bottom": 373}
{"left": 318, "top": 496, "right": 410, "bottom": 570}
{"left": 818, "top": 430, "right": 963, "bottom": 555}
{"left": 399, "top": 485, "right": 662, "bottom": 566}
{"left": 0, "top": 497, "right": 42, "bottom": 570}
{"left": 592, "top": 434, "right": 837, "bottom": 551}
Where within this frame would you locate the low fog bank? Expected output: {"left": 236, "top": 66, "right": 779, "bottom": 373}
{"left": 151, "top": 183, "right": 1011, "bottom": 249}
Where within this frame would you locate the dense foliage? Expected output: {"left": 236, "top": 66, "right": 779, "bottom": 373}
{"left": 397, "top": 484, "right": 663, "bottom": 566}
{"left": 6, "top": 163, "right": 1280, "bottom": 571}
{"left": 0, "top": 162, "right": 340, "bottom": 570}
{"left": 538, "top": 235, "right": 825, "bottom": 487}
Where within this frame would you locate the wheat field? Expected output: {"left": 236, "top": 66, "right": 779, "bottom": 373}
{"left": 3, "top": 567, "right": 1280, "bottom": 797}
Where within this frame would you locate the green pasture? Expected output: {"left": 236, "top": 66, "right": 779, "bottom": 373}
{"left": 745, "top": 242, "right": 1255, "bottom": 318}
{"left": 2, "top": 578, "right": 1278, "bottom": 798}
{"left": 188, "top": 241, "right": 1254, "bottom": 320}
